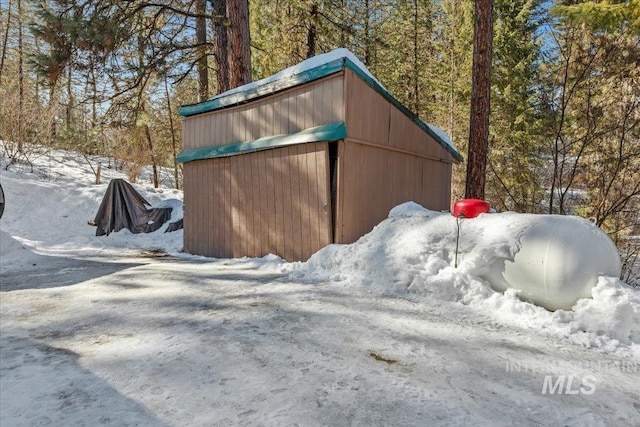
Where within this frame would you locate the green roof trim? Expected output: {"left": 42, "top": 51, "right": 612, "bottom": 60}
{"left": 179, "top": 55, "right": 463, "bottom": 162}
{"left": 176, "top": 121, "right": 347, "bottom": 164}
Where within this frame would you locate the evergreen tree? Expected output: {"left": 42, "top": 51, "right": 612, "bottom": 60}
{"left": 486, "top": 0, "right": 545, "bottom": 212}
{"left": 556, "top": 0, "right": 640, "bottom": 34}
{"left": 429, "top": 0, "right": 474, "bottom": 200}
{"left": 549, "top": 0, "right": 640, "bottom": 282}
{"left": 377, "top": 0, "right": 433, "bottom": 118}
{"left": 227, "top": 0, "right": 252, "bottom": 87}
{"left": 196, "top": 0, "right": 209, "bottom": 101}
{"left": 466, "top": 0, "right": 494, "bottom": 200}
{"left": 211, "top": 0, "right": 230, "bottom": 94}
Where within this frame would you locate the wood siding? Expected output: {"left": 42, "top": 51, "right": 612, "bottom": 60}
{"left": 335, "top": 68, "right": 455, "bottom": 244}
{"left": 182, "top": 74, "right": 345, "bottom": 150}
{"left": 336, "top": 140, "right": 452, "bottom": 244}
{"left": 183, "top": 142, "right": 332, "bottom": 261}
{"left": 182, "top": 67, "right": 456, "bottom": 261}
{"left": 344, "top": 69, "right": 454, "bottom": 163}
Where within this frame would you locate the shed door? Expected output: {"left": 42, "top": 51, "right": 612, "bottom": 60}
{"left": 230, "top": 141, "right": 333, "bottom": 262}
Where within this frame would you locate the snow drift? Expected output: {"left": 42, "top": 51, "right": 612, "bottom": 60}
{"left": 291, "top": 202, "right": 639, "bottom": 348}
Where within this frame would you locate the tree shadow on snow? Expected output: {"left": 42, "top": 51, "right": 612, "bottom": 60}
{"left": 0, "top": 256, "right": 144, "bottom": 292}
{"left": 0, "top": 336, "right": 167, "bottom": 426}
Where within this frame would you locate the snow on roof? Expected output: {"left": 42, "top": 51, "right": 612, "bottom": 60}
{"left": 426, "top": 124, "right": 458, "bottom": 153}
{"left": 215, "top": 48, "right": 387, "bottom": 101}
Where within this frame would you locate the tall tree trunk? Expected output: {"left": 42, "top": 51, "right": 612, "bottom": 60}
{"left": 17, "top": 0, "right": 23, "bottom": 152}
{"left": 136, "top": 10, "right": 158, "bottom": 188}
{"left": 339, "top": 0, "right": 347, "bottom": 46}
{"left": 465, "top": 0, "right": 494, "bottom": 200}
{"left": 164, "top": 74, "right": 180, "bottom": 189}
{"left": 48, "top": 81, "right": 56, "bottom": 141}
{"left": 211, "top": 0, "right": 230, "bottom": 94}
{"left": 144, "top": 124, "right": 159, "bottom": 188}
{"left": 90, "top": 67, "right": 97, "bottom": 126}
{"left": 306, "top": 3, "right": 318, "bottom": 59}
{"left": 412, "top": 0, "right": 419, "bottom": 116}
{"left": 34, "top": 31, "right": 41, "bottom": 101}
{"left": 363, "top": 0, "right": 371, "bottom": 65}
{"left": 0, "top": 0, "right": 12, "bottom": 86}
{"left": 448, "top": 0, "right": 456, "bottom": 141}
{"left": 549, "top": 43, "right": 573, "bottom": 214}
{"left": 227, "top": 0, "right": 251, "bottom": 88}
{"left": 196, "top": 0, "right": 209, "bottom": 101}
{"left": 66, "top": 62, "right": 73, "bottom": 132}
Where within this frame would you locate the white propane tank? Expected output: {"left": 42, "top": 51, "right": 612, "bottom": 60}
{"left": 482, "top": 214, "right": 621, "bottom": 311}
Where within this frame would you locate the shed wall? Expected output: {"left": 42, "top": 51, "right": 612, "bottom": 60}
{"left": 183, "top": 142, "right": 332, "bottom": 261}
{"left": 182, "top": 66, "right": 457, "bottom": 260}
{"left": 335, "top": 68, "right": 454, "bottom": 244}
{"left": 183, "top": 156, "right": 232, "bottom": 257}
{"left": 344, "top": 69, "right": 454, "bottom": 163}
{"left": 182, "top": 74, "right": 345, "bottom": 150}
{"left": 336, "top": 140, "right": 452, "bottom": 244}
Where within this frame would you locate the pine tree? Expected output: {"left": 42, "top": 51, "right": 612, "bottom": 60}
{"left": 211, "top": 0, "right": 230, "bottom": 94}
{"left": 486, "top": 0, "right": 545, "bottom": 212}
{"left": 466, "top": 0, "right": 494, "bottom": 200}
{"left": 196, "top": 0, "right": 209, "bottom": 101}
{"left": 555, "top": 0, "right": 640, "bottom": 34}
{"left": 227, "top": 0, "right": 252, "bottom": 87}
{"left": 429, "top": 0, "right": 475, "bottom": 201}
{"left": 548, "top": 0, "right": 640, "bottom": 282}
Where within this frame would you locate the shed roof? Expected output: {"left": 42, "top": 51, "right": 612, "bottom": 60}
{"left": 179, "top": 49, "right": 463, "bottom": 162}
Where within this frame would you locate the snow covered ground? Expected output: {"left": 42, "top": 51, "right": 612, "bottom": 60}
{"left": 1, "top": 147, "right": 639, "bottom": 426}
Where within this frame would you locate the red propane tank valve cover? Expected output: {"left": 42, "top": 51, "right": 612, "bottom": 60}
{"left": 453, "top": 199, "right": 490, "bottom": 219}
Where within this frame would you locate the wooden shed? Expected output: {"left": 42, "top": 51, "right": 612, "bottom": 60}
{"left": 177, "top": 49, "right": 463, "bottom": 261}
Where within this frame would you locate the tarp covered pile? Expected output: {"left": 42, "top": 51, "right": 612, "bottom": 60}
{"left": 93, "top": 179, "right": 172, "bottom": 236}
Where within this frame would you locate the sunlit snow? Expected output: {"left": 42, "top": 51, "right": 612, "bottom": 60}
{"left": 1, "top": 146, "right": 638, "bottom": 426}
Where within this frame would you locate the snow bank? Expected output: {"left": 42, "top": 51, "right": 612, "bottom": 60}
{"left": 0, "top": 230, "right": 44, "bottom": 270}
{"left": 290, "top": 202, "right": 639, "bottom": 352}
{"left": 0, "top": 147, "right": 184, "bottom": 272}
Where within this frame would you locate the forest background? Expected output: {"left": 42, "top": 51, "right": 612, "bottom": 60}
{"left": 0, "top": 0, "right": 638, "bottom": 283}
